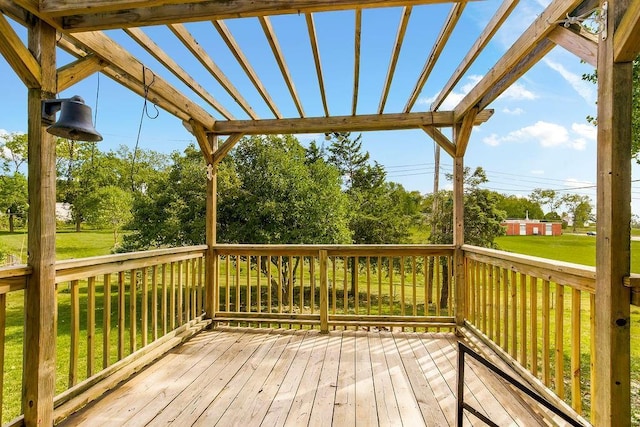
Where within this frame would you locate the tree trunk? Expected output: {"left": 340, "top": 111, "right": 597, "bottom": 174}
{"left": 75, "top": 216, "right": 81, "bottom": 232}
{"left": 8, "top": 214, "right": 14, "bottom": 233}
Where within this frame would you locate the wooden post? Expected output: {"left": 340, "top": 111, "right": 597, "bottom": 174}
{"left": 319, "top": 250, "right": 329, "bottom": 333}
{"left": 23, "top": 17, "right": 57, "bottom": 426}
{"left": 205, "top": 134, "right": 218, "bottom": 322}
{"left": 453, "top": 155, "right": 465, "bottom": 327}
{"left": 594, "top": 0, "right": 632, "bottom": 425}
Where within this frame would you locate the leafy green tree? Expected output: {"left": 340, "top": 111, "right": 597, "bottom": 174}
{"left": 529, "top": 188, "right": 561, "bottom": 216}
{"left": 495, "top": 193, "right": 544, "bottom": 219}
{"left": 326, "top": 132, "right": 369, "bottom": 189}
{"left": 428, "top": 167, "right": 506, "bottom": 307}
{"left": 561, "top": 194, "right": 593, "bottom": 232}
{"left": 83, "top": 186, "right": 133, "bottom": 246}
{"left": 0, "top": 133, "right": 28, "bottom": 232}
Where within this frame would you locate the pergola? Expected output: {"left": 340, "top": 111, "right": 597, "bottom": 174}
{"left": 0, "top": 0, "right": 638, "bottom": 426}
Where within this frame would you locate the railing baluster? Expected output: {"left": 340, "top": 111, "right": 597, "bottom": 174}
{"left": 590, "top": 292, "right": 596, "bottom": 416}
{"left": 343, "top": 256, "right": 348, "bottom": 319}
{"left": 448, "top": 255, "right": 453, "bottom": 315}
{"left": 495, "top": 266, "right": 501, "bottom": 347}
{"left": 510, "top": 270, "right": 517, "bottom": 360}
{"left": 412, "top": 257, "right": 417, "bottom": 331}
{"left": 519, "top": 273, "right": 527, "bottom": 367}
{"left": 571, "top": 288, "right": 582, "bottom": 413}
{"left": 152, "top": 265, "right": 158, "bottom": 341}
{"left": 142, "top": 267, "right": 148, "bottom": 347}
{"left": 162, "top": 264, "right": 168, "bottom": 336}
{"left": 130, "top": 269, "right": 137, "bottom": 353}
{"left": 530, "top": 275, "right": 538, "bottom": 378}
{"left": 389, "top": 257, "right": 394, "bottom": 316}
{"left": 87, "top": 276, "right": 96, "bottom": 377}
{"left": 299, "top": 256, "right": 304, "bottom": 329}
{"left": 184, "top": 260, "right": 190, "bottom": 320}
{"left": 367, "top": 257, "right": 372, "bottom": 317}
{"left": 488, "top": 265, "right": 494, "bottom": 340}
{"left": 0, "top": 293, "right": 5, "bottom": 423}
{"left": 278, "top": 256, "right": 283, "bottom": 318}
{"left": 542, "top": 279, "right": 551, "bottom": 386}
{"left": 118, "top": 271, "right": 125, "bottom": 360}
{"left": 103, "top": 273, "right": 111, "bottom": 368}
{"left": 289, "top": 257, "right": 294, "bottom": 322}
{"left": 502, "top": 268, "right": 508, "bottom": 353}
{"left": 247, "top": 256, "right": 251, "bottom": 314}
{"left": 257, "top": 256, "right": 262, "bottom": 315}
{"left": 69, "top": 280, "right": 79, "bottom": 387}
{"left": 555, "top": 284, "right": 565, "bottom": 399}
{"left": 320, "top": 251, "right": 328, "bottom": 333}
{"left": 354, "top": 256, "right": 359, "bottom": 317}
{"left": 378, "top": 256, "right": 382, "bottom": 316}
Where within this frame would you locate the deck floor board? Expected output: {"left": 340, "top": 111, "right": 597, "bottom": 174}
{"left": 59, "top": 327, "right": 558, "bottom": 427}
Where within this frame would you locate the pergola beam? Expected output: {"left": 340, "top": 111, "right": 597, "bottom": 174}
{"left": 421, "top": 125, "right": 456, "bottom": 158}
{"left": 378, "top": 6, "right": 412, "bottom": 114}
{"left": 431, "top": 0, "right": 518, "bottom": 111}
{"left": 0, "top": 13, "right": 41, "bottom": 88}
{"left": 57, "top": 54, "right": 107, "bottom": 92}
{"left": 64, "top": 31, "right": 217, "bottom": 129}
{"left": 547, "top": 26, "right": 597, "bottom": 67}
{"left": 454, "top": 0, "right": 583, "bottom": 121}
{"left": 352, "top": 9, "right": 362, "bottom": 116}
{"left": 212, "top": 109, "right": 493, "bottom": 135}
{"left": 403, "top": 1, "right": 466, "bottom": 113}
{"left": 306, "top": 13, "right": 330, "bottom": 117}
{"left": 614, "top": 0, "right": 640, "bottom": 62}
{"left": 48, "top": 0, "right": 466, "bottom": 31}
{"left": 125, "top": 27, "right": 234, "bottom": 120}
{"left": 212, "top": 133, "right": 246, "bottom": 166}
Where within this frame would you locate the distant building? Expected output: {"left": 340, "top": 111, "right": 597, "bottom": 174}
{"left": 501, "top": 219, "right": 562, "bottom": 236}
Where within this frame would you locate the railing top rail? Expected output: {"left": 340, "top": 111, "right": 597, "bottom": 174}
{"left": 463, "top": 244, "right": 596, "bottom": 292}
{"left": 0, "top": 264, "right": 31, "bottom": 279}
{"left": 56, "top": 245, "right": 208, "bottom": 270}
{"left": 213, "top": 244, "right": 455, "bottom": 256}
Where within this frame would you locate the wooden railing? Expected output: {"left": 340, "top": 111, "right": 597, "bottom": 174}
{"left": 0, "top": 246, "right": 210, "bottom": 425}
{"left": 462, "top": 245, "right": 596, "bottom": 423}
{"left": 212, "top": 245, "right": 456, "bottom": 331}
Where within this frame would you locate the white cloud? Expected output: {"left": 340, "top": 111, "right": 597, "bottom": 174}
{"left": 572, "top": 123, "right": 597, "bottom": 141}
{"left": 502, "top": 107, "right": 524, "bottom": 115}
{"left": 482, "top": 121, "right": 589, "bottom": 150}
{"left": 530, "top": 169, "right": 545, "bottom": 175}
{"left": 544, "top": 58, "right": 596, "bottom": 103}
{"left": 564, "top": 178, "right": 594, "bottom": 189}
{"left": 499, "top": 82, "right": 538, "bottom": 101}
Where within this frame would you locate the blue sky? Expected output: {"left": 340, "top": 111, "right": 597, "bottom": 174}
{"left": 1, "top": 0, "right": 639, "bottom": 216}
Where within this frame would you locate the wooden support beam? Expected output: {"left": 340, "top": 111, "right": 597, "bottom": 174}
{"left": 57, "top": 37, "right": 196, "bottom": 124}
{"left": 352, "top": 8, "right": 362, "bottom": 116}
{"left": 57, "top": 54, "right": 106, "bottom": 92}
{"left": 64, "top": 31, "right": 217, "bottom": 129}
{"left": 306, "top": 13, "right": 329, "bottom": 117}
{"left": 205, "top": 134, "right": 217, "bottom": 321}
{"left": 453, "top": 154, "right": 464, "bottom": 327}
{"left": 189, "top": 119, "right": 214, "bottom": 163}
{"left": 169, "top": 23, "right": 258, "bottom": 120}
{"left": 431, "top": 0, "right": 518, "bottom": 111}
{"left": 212, "top": 20, "right": 282, "bottom": 119}
{"left": 212, "top": 133, "right": 245, "bottom": 166}
{"left": 0, "top": 13, "right": 41, "bottom": 88}
{"left": 125, "top": 27, "right": 234, "bottom": 120}
{"left": 51, "top": 0, "right": 460, "bottom": 31}
{"left": 594, "top": 0, "right": 632, "bottom": 424}
{"left": 454, "top": 0, "right": 583, "bottom": 120}
{"left": 455, "top": 107, "right": 478, "bottom": 157}
{"left": 420, "top": 125, "right": 456, "bottom": 158}
{"left": 378, "top": 6, "right": 412, "bottom": 114}
{"left": 212, "top": 109, "right": 493, "bottom": 135}
{"left": 614, "top": 0, "right": 640, "bottom": 62}
{"left": 259, "top": 16, "right": 305, "bottom": 118}
{"left": 404, "top": 1, "right": 466, "bottom": 113}
{"left": 23, "top": 17, "right": 57, "bottom": 427}
{"left": 547, "top": 26, "right": 597, "bottom": 67}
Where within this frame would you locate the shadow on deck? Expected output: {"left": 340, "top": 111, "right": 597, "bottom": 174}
{"left": 58, "top": 327, "right": 566, "bottom": 426}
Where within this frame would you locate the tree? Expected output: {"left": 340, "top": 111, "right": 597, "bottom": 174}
{"left": 495, "top": 193, "right": 544, "bottom": 219}
{"left": 429, "top": 167, "right": 506, "bottom": 307}
{"left": 529, "top": 188, "right": 561, "bottom": 216}
{"left": 84, "top": 186, "right": 133, "bottom": 246}
{"left": 0, "top": 133, "right": 28, "bottom": 232}
{"left": 561, "top": 194, "right": 593, "bottom": 232}
{"left": 326, "top": 132, "right": 369, "bottom": 189}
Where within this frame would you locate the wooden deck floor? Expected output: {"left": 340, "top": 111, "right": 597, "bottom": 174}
{"left": 59, "top": 327, "right": 558, "bottom": 426}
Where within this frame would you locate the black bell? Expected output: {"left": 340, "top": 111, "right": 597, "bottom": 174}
{"left": 42, "top": 95, "right": 103, "bottom": 142}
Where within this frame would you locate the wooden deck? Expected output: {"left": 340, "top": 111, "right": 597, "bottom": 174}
{"left": 59, "top": 327, "right": 559, "bottom": 426}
